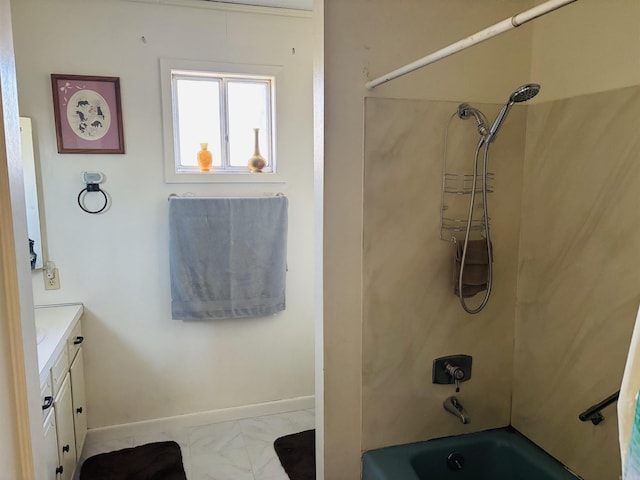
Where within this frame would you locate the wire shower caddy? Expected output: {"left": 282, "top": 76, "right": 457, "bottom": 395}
{"left": 439, "top": 152, "right": 494, "bottom": 241}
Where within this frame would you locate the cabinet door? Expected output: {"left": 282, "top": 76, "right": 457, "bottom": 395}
{"left": 54, "top": 374, "right": 77, "bottom": 480}
{"left": 43, "top": 410, "right": 59, "bottom": 480}
{"left": 70, "top": 348, "right": 87, "bottom": 459}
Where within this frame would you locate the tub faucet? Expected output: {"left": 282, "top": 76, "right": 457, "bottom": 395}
{"left": 444, "top": 396, "right": 470, "bottom": 424}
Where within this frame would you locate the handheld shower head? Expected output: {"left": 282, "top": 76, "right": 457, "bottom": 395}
{"left": 487, "top": 83, "right": 540, "bottom": 143}
{"left": 510, "top": 83, "right": 540, "bottom": 103}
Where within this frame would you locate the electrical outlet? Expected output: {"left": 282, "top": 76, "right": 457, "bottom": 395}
{"left": 44, "top": 268, "right": 60, "bottom": 290}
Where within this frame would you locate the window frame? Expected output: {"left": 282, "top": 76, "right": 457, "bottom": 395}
{"left": 160, "top": 59, "right": 283, "bottom": 184}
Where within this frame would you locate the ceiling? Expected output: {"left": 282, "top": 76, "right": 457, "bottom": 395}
{"left": 206, "top": 0, "right": 312, "bottom": 10}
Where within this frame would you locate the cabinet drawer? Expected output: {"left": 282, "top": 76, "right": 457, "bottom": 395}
{"left": 51, "top": 348, "right": 69, "bottom": 396}
{"left": 67, "top": 321, "right": 84, "bottom": 362}
{"left": 40, "top": 376, "right": 53, "bottom": 420}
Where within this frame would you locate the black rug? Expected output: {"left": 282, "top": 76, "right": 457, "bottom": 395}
{"left": 274, "top": 429, "right": 315, "bottom": 480}
{"left": 79, "top": 441, "right": 187, "bottom": 480}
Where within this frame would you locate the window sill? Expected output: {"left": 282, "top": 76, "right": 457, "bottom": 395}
{"left": 164, "top": 171, "right": 285, "bottom": 184}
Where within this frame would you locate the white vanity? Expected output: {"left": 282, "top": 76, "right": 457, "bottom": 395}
{"left": 36, "top": 304, "right": 87, "bottom": 480}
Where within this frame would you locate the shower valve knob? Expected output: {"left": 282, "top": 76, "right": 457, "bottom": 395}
{"left": 445, "top": 363, "right": 465, "bottom": 392}
{"left": 445, "top": 363, "right": 465, "bottom": 380}
{"left": 433, "top": 355, "right": 473, "bottom": 392}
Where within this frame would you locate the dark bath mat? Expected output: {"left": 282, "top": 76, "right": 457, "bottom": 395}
{"left": 274, "top": 429, "right": 315, "bottom": 480}
{"left": 79, "top": 440, "right": 187, "bottom": 480}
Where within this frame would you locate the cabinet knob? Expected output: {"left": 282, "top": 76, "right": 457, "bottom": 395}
{"left": 55, "top": 465, "right": 63, "bottom": 474}
{"left": 73, "top": 336, "right": 84, "bottom": 345}
{"left": 76, "top": 406, "right": 83, "bottom": 414}
{"left": 62, "top": 444, "right": 70, "bottom": 453}
{"left": 42, "top": 396, "right": 53, "bottom": 410}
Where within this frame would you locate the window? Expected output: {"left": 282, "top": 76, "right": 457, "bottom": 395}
{"left": 161, "top": 60, "right": 280, "bottom": 183}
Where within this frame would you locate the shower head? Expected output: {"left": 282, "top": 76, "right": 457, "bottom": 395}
{"left": 487, "top": 83, "right": 541, "bottom": 143}
{"left": 510, "top": 83, "right": 541, "bottom": 103}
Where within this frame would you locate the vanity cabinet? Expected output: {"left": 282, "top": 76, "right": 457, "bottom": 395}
{"left": 36, "top": 304, "right": 86, "bottom": 480}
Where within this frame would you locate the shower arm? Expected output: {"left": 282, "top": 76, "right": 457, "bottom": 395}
{"left": 365, "top": 0, "right": 577, "bottom": 89}
{"left": 458, "top": 104, "right": 489, "bottom": 137}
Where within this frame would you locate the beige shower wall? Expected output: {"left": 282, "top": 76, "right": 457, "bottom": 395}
{"left": 511, "top": 3, "right": 640, "bottom": 480}
{"left": 362, "top": 97, "right": 526, "bottom": 450}
{"left": 513, "top": 86, "right": 640, "bottom": 480}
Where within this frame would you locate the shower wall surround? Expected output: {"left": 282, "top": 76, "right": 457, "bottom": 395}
{"left": 513, "top": 86, "right": 640, "bottom": 480}
{"left": 362, "top": 87, "right": 640, "bottom": 480}
{"left": 362, "top": 97, "right": 526, "bottom": 450}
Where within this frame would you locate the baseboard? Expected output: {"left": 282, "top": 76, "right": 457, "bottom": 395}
{"left": 85, "top": 395, "right": 315, "bottom": 443}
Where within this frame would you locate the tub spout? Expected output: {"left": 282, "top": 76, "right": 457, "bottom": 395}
{"left": 444, "top": 396, "right": 470, "bottom": 424}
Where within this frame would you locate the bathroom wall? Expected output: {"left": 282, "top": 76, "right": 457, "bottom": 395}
{"left": 11, "top": 0, "right": 314, "bottom": 428}
{"left": 362, "top": 97, "right": 526, "bottom": 449}
{"left": 511, "top": 3, "right": 640, "bottom": 479}
{"left": 323, "top": 0, "right": 534, "bottom": 476}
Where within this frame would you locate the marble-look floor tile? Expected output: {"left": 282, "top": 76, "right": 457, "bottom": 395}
{"left": 189, "top": 420, "right": 246, "bottom": 454}
{"left": 189, "top": 420, "right": 254, "bottom": 480}
{"left": 190, "top": 460, "right": 255, "bottom": 480}
{"left": 240, "top": 410, "right": 315, "bottom": 479}
{"left": 132, "top": 427, "right": 190, "bottom": 450}
{"left": 244, "top": 438, "right": 286, "bottom": 479}
{"left": 77, "top": 408, "right": 315, "bottom": 480}
{"left": 256, "top": 474, "right": 290, "bottom": 480}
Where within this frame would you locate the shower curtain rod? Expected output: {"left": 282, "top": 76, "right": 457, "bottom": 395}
{"left": 365, "top": 0, "right": 578, "bottom": 89}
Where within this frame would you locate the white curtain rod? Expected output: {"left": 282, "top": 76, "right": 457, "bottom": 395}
{"left": 365, "top": 0, "right": 578, "bottom": 90}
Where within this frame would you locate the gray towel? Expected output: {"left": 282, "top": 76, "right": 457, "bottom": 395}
{"left": 169, "top": 196, "right": 288, "bottom": 320}
{"left": 453, "top": 239, "right": 491, "bottom": 298}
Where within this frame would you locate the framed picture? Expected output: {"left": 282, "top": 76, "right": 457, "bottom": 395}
{"left": 51, "top": 74, "right": 125, "bottom": 154}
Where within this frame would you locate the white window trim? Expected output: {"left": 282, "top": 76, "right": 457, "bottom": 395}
{"left": 160, "top": 58, "right": 285, "bottom": 184}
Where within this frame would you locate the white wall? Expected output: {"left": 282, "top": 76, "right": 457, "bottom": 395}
{"left": 12, "top": 0, "right": 314, "bottom": 428}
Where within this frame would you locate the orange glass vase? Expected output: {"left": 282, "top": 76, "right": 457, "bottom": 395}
{"left": 197, "top": 143, "right": 212, "bottom": 172}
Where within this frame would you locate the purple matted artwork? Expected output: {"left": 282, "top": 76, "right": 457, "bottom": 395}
{"left": 51, "top": 74, "right": 125, "bottom": 154}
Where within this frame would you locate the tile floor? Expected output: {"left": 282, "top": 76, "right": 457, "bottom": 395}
{"left": 77, "top": 409, "right": 315, "bottom": 480}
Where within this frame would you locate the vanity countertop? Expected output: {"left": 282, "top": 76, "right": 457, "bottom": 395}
{"left": 35, "top": 303, "right": 84, "bottom": 384}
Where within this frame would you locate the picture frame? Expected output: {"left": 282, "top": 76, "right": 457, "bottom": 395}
{"left": 51, "top": 74, "right": 125, "bottom": 154}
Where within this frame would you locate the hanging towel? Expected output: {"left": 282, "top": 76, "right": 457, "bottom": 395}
{"left": 625, "top": 392, "right": 640, "bottom": 480}
{"left": 452, "top": 239, "right": 491, "bottom": 298}
{"left": 168, "top": 196, "right": 288, "bottom": 320}
{"left": 619, "top": 305, "right": 640, "bottom": 476}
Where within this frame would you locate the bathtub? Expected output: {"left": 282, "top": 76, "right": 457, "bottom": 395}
{"left": 361, "top": 427, "right": 582, "bottom": 480}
